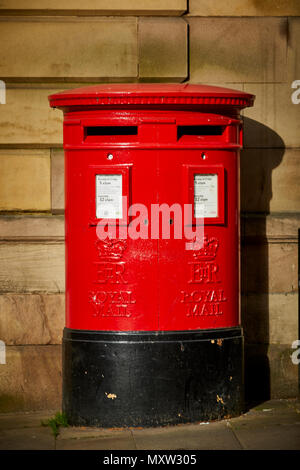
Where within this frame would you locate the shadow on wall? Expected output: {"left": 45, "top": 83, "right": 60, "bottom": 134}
{"left": 240, "top": 117, "right": 285, "bottom": 406}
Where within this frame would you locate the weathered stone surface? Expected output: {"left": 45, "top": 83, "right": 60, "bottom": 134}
{"left": 0, "top": 0, "right": 187, "bottom": 15}
{"left": 138, "top": 18, "right": 188, "bottom": 81}
{"left": 242, "top": 214, "right": 300, "bottom": 243}
{"left": 243, "top": 84, "right": 300, "bottom": 148}
{"left": 242, "top": 293, "right": 298, "bottom": 345}
{"left": 288, "top": 17, "right": 300, "bottom": 81}
{"left": 245, "top": 343, "right": 298, "bottom": 399}
{"left": 241, "top": 242, "right": 297, "bottom": 294}
{"left": 51, "top": 149, "right": 64, "bottom": 213}
{"left": 1, "top": 209, "right": 298, "bottom": 245}
{"left": 241, "top": 149, "right": 300, "bottom": 213}
{"left": 189, "top": 18, "right": 287, "bottom": 83}
{"left": 0, "top": 294, "right": 64, "bottom": 345}
{"left": 0, "top": 19, "right": 137, "bottom": 78}
{"left": 0, "top": 243, "right": 65, "bottom": 293}
{"left": 0, "top": 150, "right": 51, "bottom": 211}
{"left": 0, "top": 88, "right": 63, "bottom": 145}
{"left": 188, "top": 0, "right": 300, "bottom": 16}
{"left": 0, "top": 215, "right": 64, "bottom": 241}
{"left": 0, "top": 345, "right": 62, "bottom": 412}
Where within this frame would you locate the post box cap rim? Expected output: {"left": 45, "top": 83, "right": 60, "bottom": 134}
{"left": 49, "top": 83, "right": 254, "bottom": 110}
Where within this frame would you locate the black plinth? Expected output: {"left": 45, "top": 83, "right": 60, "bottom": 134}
{"left": 62, "top": 327, "right": 244, "bottom": 427}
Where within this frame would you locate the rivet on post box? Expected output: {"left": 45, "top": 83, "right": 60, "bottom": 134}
{"left": 49, "top": 84, "right": 255, "bottom": 427}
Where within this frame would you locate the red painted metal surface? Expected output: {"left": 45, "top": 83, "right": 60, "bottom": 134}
{"left": 49, "top": 84, "right": 254, "bottom": 332}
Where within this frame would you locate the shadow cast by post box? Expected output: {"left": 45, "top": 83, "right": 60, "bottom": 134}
{"left": 240, "top": 117, "right": 285, "bottom": 408}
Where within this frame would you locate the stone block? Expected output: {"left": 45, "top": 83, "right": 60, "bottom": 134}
{"left": 0, "top": 150, "right": 51, "bottom": 212}
{"left": 245, "top": 343, "right": 298, "bottom": 400}
{"left": 0, "top": 88, "right": 63, "bottom": 145}
{"left": 0, "top": 294, "right": 65, "bottom": 345}
{"left": 241, "top": 241, "right": 297, "bottom": 294}
{"left": 188, "top": 0, "right": 300, "bottom": 16}
{"left": 0, "top": 345, "right": 62, "bottom": 412}
{"left": 0, "top": 243, "right": 65, "bottom": 293}
{"left": 242, "top": 293, "right": 298, "bottom": 345}
{"left": 0, "top": 0, "right": 187, "bottom": 16}
{"left": 51, "top": 149, "right": 64, "bottom": 213}
{"left": 138, "top": 18, "right": 188, "bottom": 81}
{"left": 288, "top": 17, "right": 300, "bottom": 81}
{"left": 241, "top": 148, "right": 300, "bottom": 213}
{"left": 243, "top": 83, "right": 300, "bottom": 148}
{"left": 0, "top": 215, "right": 64, "bottom": 241}
{"left": 0, "top": 18, "right": 137, "bottom": 79}
{"left": 241, "top": 213, "right": 300, "bottom": 243}
{"left": 268, "top": 342, "right": 299, "bottom": 398}
{"left": 189, "top": 18, "right": 287, "bottom": 83}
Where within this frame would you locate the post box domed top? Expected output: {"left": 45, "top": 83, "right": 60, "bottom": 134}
{"left": 49, "top": 83, "right": 254, "bottom": 112}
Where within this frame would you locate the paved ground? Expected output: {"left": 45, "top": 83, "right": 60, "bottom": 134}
{"left": 0, "top": 399, "right": 299, "bottom": 450}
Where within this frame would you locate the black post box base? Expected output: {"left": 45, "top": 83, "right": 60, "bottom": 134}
{"left": 62, "top": 327, "right": 244, "bottom": 427}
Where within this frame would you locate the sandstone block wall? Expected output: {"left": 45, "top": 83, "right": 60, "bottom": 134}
{"left": 0, "top": 1, "right": 299, "bottom": 411}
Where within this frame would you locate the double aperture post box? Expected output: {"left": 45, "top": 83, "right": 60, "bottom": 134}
{"left": 49, "top": 84, "right": 254, "bottom": 427}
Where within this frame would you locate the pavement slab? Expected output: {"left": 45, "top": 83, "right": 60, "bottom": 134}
{"left": 231, "top": 422, "right": 300, "bottom": 450}
{"left": 56, "top": 427, "right": 136, "bottom": 450}
{"left": 56, "top": 434, "right": 136, "bottom": 450}
{"left": 0, "top": 410, "right": 56, "bottom": 431}
{"left": 0, "top": 426, "right": 55, "bottom": 450}
{"left": 0, "top": 400, "right": 299, "bottom": 450}
{"left": 131, "top": 420, "right": 242, "bottom": 450}
{"left": 229, "top": 399, "right": 300, "bottom": 450}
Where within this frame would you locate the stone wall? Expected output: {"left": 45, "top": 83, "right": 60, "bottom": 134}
{"left": 0, "top": 1, "right": 299, "bottom": 411}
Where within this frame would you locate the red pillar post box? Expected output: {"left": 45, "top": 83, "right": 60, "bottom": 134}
{"left": 49, "top": 84, "right": 254, "bottom": 427}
